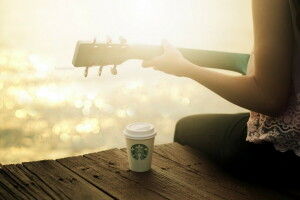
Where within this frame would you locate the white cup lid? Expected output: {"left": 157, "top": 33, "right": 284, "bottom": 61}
{"left": 123, "top": 122, "right": 156, "bottom": 140}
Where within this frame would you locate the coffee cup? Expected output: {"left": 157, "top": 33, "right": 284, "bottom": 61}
{"left": 123, "top": 122, "right": 157, "bottom": 172}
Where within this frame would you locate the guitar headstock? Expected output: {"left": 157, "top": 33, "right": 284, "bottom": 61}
{"left": 72, "top": 37, "right": 132, "bottom": 77}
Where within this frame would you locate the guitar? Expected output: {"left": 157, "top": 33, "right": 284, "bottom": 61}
{"left": 72, "top": 38, "right": 250, "bottom": 77}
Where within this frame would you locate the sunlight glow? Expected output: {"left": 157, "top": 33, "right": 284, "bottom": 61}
{"left": 0, "top": 56, "right": 8, "bottom": 65}
{"left": 74, "top": 99, "right": 84, "bottom": 108}
{"left": 0, "top": 0, "right": 251, "bottom": 164}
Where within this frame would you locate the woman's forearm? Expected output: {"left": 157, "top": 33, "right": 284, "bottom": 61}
{"left": 135, "top": 44, "right": 250, "bottom": 75}
{"left": 179, "top": 49, "right": 250, "bottom": 75}
{"left": 184, "top": 62, "right": 285, "bottom": 116}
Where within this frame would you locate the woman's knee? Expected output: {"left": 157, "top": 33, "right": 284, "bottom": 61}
{"left": 174, "top": 116, "right": 188, "bottom": 143}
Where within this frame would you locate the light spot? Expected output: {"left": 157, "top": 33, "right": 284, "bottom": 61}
{"left": 17, "top": 90, "right": 33, "bottom": 104}
{"left": 74, "top": 100, "right": 83, "bottom": 108}
{"left": 126, "top": 81, "right": 141, "bottom": 90}
{"left": 76, "top": 124, "right": 84, "bottom": 133}
{"left": 52, "top": 125, "right": 61, "bottom": 135}
{"left": 61, "top": 125, "right": 71, "bottom": 134}
{"left": 28, "top": 54, "right": 39, "bottom": 64}
{"left": 15, "top": 109, "right": 27, "bottom": 119}
{"left": 95, "top": 98, "right": 105, "bottom": 109}
{"left": 126, "top": 108, "right": 135, "bottom": 116}
{"left": 0, "top": 56, "right": 8, "bottom": 65}
{"left": 116, "top": 109, "right": 126, "bottom": 118}
{"left": 84, "top": 100, "right": 93, "bottom": 108}
{"left": 87, "top": 93, "right": 96, "bottom": 100}
{"left": 60, "top": 133, "right": 70, "bottom": 142}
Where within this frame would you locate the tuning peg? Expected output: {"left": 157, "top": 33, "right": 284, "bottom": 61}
{"left": 84, "top": 66, "right": 89, "bottom": 77}
{"left": 119, "top": 36, "right": 127, "bottom": 45}
{"left": 98, "top": 66, "right": 103, "bottom": 76}
{"left": 111, "top": 65, "right": 118, "bottom": 75}
{"left": 106, "top": 36, "right": 112, "bottom": 45}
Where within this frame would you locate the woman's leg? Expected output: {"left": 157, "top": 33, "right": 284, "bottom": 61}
{"left": 174, "top": 112, "right": 300, "bottom": 184}
{"left": 174, "top": 113, "right": 250, "bottom": 169}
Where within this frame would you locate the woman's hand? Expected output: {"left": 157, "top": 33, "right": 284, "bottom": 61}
{"left": 142, "top": 40, "right": 192, "bottom": 77}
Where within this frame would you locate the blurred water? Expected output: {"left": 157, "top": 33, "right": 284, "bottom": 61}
{"left": 0, "top": 0, "right": 251, "bottom": 164}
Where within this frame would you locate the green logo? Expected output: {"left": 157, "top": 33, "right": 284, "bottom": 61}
{"left": 130, "top": 144, "right": 149, "bottom": 160}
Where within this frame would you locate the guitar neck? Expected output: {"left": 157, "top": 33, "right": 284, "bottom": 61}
{"left": 129, "top": 44, "right": 250, "bottom": 75}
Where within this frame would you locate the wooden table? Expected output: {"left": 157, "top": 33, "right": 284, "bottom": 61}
{"left": 0, "top": 142, "right": 299, "bottom": 200}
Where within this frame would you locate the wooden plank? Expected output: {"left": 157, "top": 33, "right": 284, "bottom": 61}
{"left": 85, "top": 148, "right": 225, "bottom": 200}
{"left": 0, "top": 169, "right": 30, "bottom": 200}
{"left": 22, "top": 160, "right": 113, "bottom": 200}
{"left": 154, "top": 143, "right": 296, "bottom": 200}
{"left": 57, "top": 152, "right": 167, "bottom": 200}
{"left": 2, "top": 164, "right": 61, "bottom": 200}
{"left": 119, "top": 148, "right": 249, "bottom": 200}
{"left": 147, "top": 150, "right": 247, "bottom": 200}
{"left": 0, "top": 183, "right": 20, "bottom": 200}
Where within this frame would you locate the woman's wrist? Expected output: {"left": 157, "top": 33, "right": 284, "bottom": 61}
{"left": 181, "top": 60, "right": 199, "bottom": 78}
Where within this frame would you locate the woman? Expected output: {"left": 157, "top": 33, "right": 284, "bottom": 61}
{"left": 143, "top": 0, "right": 300, "bottom": 183}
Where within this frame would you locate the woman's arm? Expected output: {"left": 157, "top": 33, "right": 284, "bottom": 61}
{"left": 143, "top": 0, "right": 294, "bottom": 117}
{"left": 133, "top": 45, "right": 250, "bottom": 75}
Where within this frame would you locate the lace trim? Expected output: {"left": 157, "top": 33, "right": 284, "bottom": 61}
{"left": 246, "top": 93, "right": 300, "bottom": 157}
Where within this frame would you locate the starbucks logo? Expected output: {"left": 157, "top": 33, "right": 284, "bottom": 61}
{"left": 130, "top": 144, "right": 149, "bottom": 160}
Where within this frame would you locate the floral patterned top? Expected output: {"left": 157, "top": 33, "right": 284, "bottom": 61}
{"left": 246, "top": 0, "right": 300, "bottom": 157}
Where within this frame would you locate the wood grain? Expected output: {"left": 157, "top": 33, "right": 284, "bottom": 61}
{"left": 57, "top": 151, "right": 166, "bottom": 200}
{"left": 84, "top": 148, "right": 211, "bottom": 200}
{"left": 22, "top": 160, "right": 113, "bottom": 200}
{"left": 2, "top": 164, "right": 60, "bottom": 200}
{"left": 0, "top": 142, "right": 298, "bottom": 200}
{"left": 154, "top": 143, "right": 297, "bottom": 200}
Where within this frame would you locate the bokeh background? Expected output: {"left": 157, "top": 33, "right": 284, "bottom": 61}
{"left": 0, "top": 0, "right": 252, "bottom": 164}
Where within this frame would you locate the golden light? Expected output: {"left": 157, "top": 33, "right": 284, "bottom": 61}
{"left": 126, "top": 81, "right": 143, "bottom": 90}
{"left": 82, "top": 107, "right": 91, "bottom": 116}
{"left": 83, "top": 100, "right": 93, "bottom": 108}
{"left": 74, "top": 99, "right": 84, "bottom": 108}
{"left": 181, "top": 97, "right": 191, "bottom": 106}
{"left": 17, "top": 89, "right": 33, "bottom": 104}
{"left": 76, "top": 118, "right": 100, "bottom": 134}
{"left": 72, "top": 135, "right": 81, "bottom": 143}
{"left": 126, "top": 108, "right": 135, "bottom": 116}
{"left": 60, "top": 133, "right": 71, "bottom": 142}
{"left": 5, "top": 101, "right": 14, "bottom": 110}
{"left": 116, "top": 109, "right": 127, "bottom": 118}
{"left": 35, "top": 86, "right": 66, "bottom": 104}
{"left": 28, "top": 54, "right": 40, "bottom": 64}
{"left": 61, "top": 125, "right": 71, "bottom": 135}
{"left": 52, "top": 125, "right": 61, "bottom": 135}
{"left": 0, "top": 0, "right": 252, "bottom": 164}
{"left": 95, "top": 98, "right": 106, "bottom": 109}
{"left": 0, "top": 56, "right": 8, "bottom": 66}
